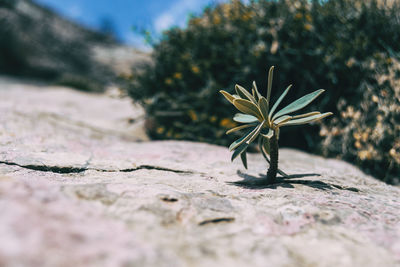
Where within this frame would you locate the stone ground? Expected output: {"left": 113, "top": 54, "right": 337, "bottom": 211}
{"left": 0, "top": 79, "right": 399, "bottom": 267}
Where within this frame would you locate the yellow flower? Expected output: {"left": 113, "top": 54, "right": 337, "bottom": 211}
{"left": 294, "top": 13, "right": 303, "bottom": 19}
{"left": 212, "top": 14, "right": 221, "bottom": 24}
{"left": 166, "top": 129, "right": 173, "bottom": 138}
{"left": 353, "top": 132, "right": 361, "bottom": 140}
{"left": 354, "top": 140, "right": 362, "bottom": 149}
{"left": 305, "top": 14, "right": 312, "bottom": 22}
{"left": 270, "top": 40, "right": 279, "bottom": 54}
{"left": 304, "top": 23, "right": 312, "bottom": 31}
{"left": 174, "top": 133, "right": 183, "bottom": 139}
{"left": 361, "top": 132, "right": 369, "bottom": 142}
{"left": 358, "top": 150, "right": 371, "bottom": 160}
{"left": 209, "top": 116, "right": 218, "bottom": 123}
{"left": 156, "top": 127, "right": 165, "bottom": 134}
{"left": 173, "top": 72, "right": 183, "bottom": 79}
{"left": 165, "top": 78, "right": 173, "bottom": 85}
{"left": 188, "top": 110, "right": 198, "bottom": 121}
{"left": 220, "top": 118, "right": 236, "bottom": 128}
{"left": 241, "top": 12, "right": 251, "bottom": 21}
{"left": 191, "top": 65, "right": 200, "bottom": 74}
{"left": 346, "top": 57, "right": 356, "bottom": 67}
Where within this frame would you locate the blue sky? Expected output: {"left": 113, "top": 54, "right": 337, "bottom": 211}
{"left": 34, "top": 0, "right": 229, "bottom": 50}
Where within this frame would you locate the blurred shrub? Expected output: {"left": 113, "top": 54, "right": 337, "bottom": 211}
{"left": 128, "top": 0, "right": 400, "bottom": 183}
{"left": 320, "top": 54, "right": 400, "bottom": 184}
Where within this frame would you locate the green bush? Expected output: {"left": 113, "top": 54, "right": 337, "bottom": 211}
{"left": 320, "top": 54, "right": 400, "bottom": 184}
{"left": 128, "top": 0, "right": 400, "bottom": 183}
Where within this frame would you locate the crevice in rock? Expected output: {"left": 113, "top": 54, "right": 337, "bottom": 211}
{"left": 119, "top": 165, "right": 192, "bottom": 174}
{"left": 0, "top": 161, "right": 87, "bottom": 173}
{"left": 160, "top": 196, "right": 179, "bottom": 202}
{"left": 198, "top": 217, "right": 235, "bottom": 226}
{"left": 0, "top": 160, "right": 193, "bottom": 175}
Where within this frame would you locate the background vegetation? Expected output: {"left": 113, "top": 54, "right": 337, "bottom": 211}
{"left": 0, "top": 0, "right": 117, "bottom": 91}
{"left": 129, "top": 0, "right": 400, "bottom": 184}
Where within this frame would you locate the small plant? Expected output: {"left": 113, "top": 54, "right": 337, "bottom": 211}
{"left": 220, "top": 66, "right": 332, "bottom": 184}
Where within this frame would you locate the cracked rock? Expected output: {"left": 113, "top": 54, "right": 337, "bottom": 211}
{"left": 0, "top": 81, "right": 400, "bottom": 267}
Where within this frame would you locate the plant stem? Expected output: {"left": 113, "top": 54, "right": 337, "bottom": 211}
{"left": 266, "top": 132, "right": 278, "bottom": 184}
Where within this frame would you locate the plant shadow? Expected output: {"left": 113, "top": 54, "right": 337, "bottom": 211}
{"left": 229, "top": 171, "right": 360, "bottom": 192}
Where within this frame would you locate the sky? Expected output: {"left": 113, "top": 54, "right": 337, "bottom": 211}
{"left": 34, "top": 0, "right": 228, "bottom": 50}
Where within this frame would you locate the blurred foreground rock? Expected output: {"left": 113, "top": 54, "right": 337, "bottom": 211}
{"left": 0, "top": 81, "right": 399, "bottom": 267}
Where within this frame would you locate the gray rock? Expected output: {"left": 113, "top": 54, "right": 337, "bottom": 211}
{"left": 0, "top": 82, "right": 399, "bottom": 266}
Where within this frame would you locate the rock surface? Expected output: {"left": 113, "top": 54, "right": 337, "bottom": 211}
{"left": 0, "top": 81, "right": 399, "bottom": 267}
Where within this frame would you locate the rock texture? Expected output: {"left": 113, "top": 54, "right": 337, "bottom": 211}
{"left": 0, "top": 81, "right": 399, "bottom": 267}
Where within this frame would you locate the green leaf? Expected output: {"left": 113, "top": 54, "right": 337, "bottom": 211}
{"left": 233, "top": 113, "right": 258, "bottom": 123}
{"left": 258, "top": 96, "right": 269, "bottom": 121}
{"left": 233, "top": 99, "right": 263, "bottom": 120}
{"left": 268, "top": 84, "right": 292, "bottom": 120}
{"left": 245, "top": 122, "right": 264, "bottom": 145}
{"left": 273, "top": 115, "right": 292, "bottom": 126}
{"left": 280, "top": 112, "right": 333, "bottom": 126}
{"left": 228, "top": 127, "right": 256, "bottom": 151}
{"left": 272, "top": 89, "right": 325, "bottom": 120}
{"left": 240, "top": 151, "right": 248, "bottom": 169}
{"left": 260, "top": 128, "right": 274, "bottom": 139}
{"left": 235, "top": 84, "right": 256, "bottom": 103}
{"left": 252, "top": 81, "right": 262, "bottom": 102}
{"left": 231, "top": 143, "right": 248, "bottom": 161}
{"left": 219, "top": 90, "right": 236, "bottom": 104}
{"left": 291, "top": 111, "right": 321, "bottom": 119}
{"left": 266, "top": 66, "right": 274, "bottom": 105}
{"left": 226, "top": 123, "right": 256, "bottom": 134}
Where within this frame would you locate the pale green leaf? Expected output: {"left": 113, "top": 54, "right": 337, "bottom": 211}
{"left": 268, "top": 84, "right": 292, "bottom": 120}
{"left": 258, "top": 96, "right": 269, "bottom": 120}
{"left": 233, "top": 99, "right": 263, "bottom": 120}
{"left": 252, "top": 81, "right": 262, "bottom": 102}
{"left": 229, "top": 127, "right": 256, "bottom": 151}
{"left": 272, "top": 89, "right": 325, "bottom": 120}
{"left": 273, "top": 115, "right": 292, "bottom": 126}
{"left": 235, "top": 84, "right": 256, "bottom": 103}
{"left": 233, "top": 113, "right": 258, "bottom": 123}
{"left": 260, "top": 128, "right": 274, "bottom": 139}
{"left": 280, "top": 112, "right": 333, "bottom": 126}
{"left": 240, "top": 151, "right": 248, "bottom": 169}
{"left": 219, "top": 90, "right": 235, "bottom": 104}
{"left": 245, "top": 122, "right": 264, "bottom": 144}
{"left": 231, "top": 143, "right": 248, "bottom": 161}
{"left": 291, "top": 111, "right": 321, "bottom": 119}
{"left": 266, "top": 66, "right": 274, "bottom": 104}
{"left": 226, "top": 123, "right": 256, "bottom": 134}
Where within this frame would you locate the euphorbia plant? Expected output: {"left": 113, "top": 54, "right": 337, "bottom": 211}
{"left": 220, "top": 66, "right": 332, "bottom": 184}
